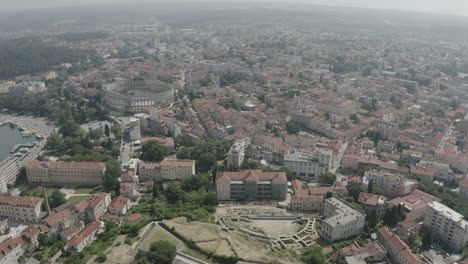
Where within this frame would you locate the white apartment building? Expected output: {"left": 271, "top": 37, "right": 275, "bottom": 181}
{"left": 363, "top": 170, "right": 417, "bottom": 198}
{"left": 423, "top": 201, "right": 468, "bottom": 251}
{"left": 226, "top": 138, "right": 250, "bottom": 171}
{"left": 0, "top": 195, "right": 43, "bottom": 223}
{"left": 283, "top": 148, "right": 332, "bottom": 182}
{"left": 86, "top": 193, "right": 111, "bottom": 221}
{"left": 320, "top": 197, "right": 365, "bottom": 242}
{"left": 139, "top": 160, "right": 195, "bottom": 182}
{"left": 26, "top": 161, "right": 106, "bottom": 185}
{"left": 0, "top": 157, "right": 20, "bottom": 193}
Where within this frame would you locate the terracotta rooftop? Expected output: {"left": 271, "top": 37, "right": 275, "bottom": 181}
{"left": 0, "top": 237, "right": 27, "bottom": 261}
{"left": 44, "top": 200, "right": 89, "bottom": 227}
{"left": 125, "top": 213, "right": 142, "bottom": 223}
{"left": 358, "top": 192, "right": 385, "bottom": 206}
{"left": 88, "top": 193, "right": 110, "bottom": 208}
{"left": 378, "top": 227, "right": 422, "bottom": 264}
{"left": 109, "top": 196, "right": 129, "bottom": 210}
{"left": 27, "top": 161, "right": 105, "bottom": 170}
{"left": 0, "top": 195, "right": 43, "bottom": 208}
{"left": 67, "top": 221, "right": 101, "bottom": 246}
{"left": 216, "top": 170, "right": 287, "bottom": 184}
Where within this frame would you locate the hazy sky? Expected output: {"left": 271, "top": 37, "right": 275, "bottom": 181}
{"left": 1, "top": 0, "right": 468, "bottom": 17}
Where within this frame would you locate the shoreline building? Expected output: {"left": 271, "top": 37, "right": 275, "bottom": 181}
{"left": 216, "top": 170, "right": 287, "bottom": 201}
{"left": 0, "top": 157, "right": 20, "bottom": 193}
{"left": 26, "top": 161, "right": 106, "bottom": 185}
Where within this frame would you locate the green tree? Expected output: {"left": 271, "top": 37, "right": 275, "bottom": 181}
{"left": 278, "top": 167, "right": 296, "bottom": 181}
{"left": 104, "top": 124, "right": 110, "bottom": 137}
{"left": 325, "top": 191, "right": 334, "bottom": 198}
{"left": 46, "top": 132, "right": 63, "bottom": 151}
{"left": 366, "top": 209, "right": 378, "bottom": 229}
{"left": 48, "top": 190, "right": 66, "bottom": 208}
{"left": 140, "top": 140, "right": 168, "bottom": 162}
{"left": 97, "top": 252, "right": 107, "bottom": 263}
{"left": 88, "top": 128, "right": 103, "bottom": 140}
{"left": 152, "top": 183, "right": 159, "bottom": 199}
{"left": 407, "top": 232, "right": 420, "bottom": 250}
{"left": 286, "top": 121, "right": 300, "bottom": 134}
{"left": 165, "top": 184, "right": 185, "bottom": 204}
{"left": 301, "top": 245, "right": 326, "bottom": 264}
{"left": 63, "top": 88, "right": 71, "bottom": 101}
{"left": 349, "top": 185, "right": 366, "bottom": 202}
{"left": 203, "top": 193, "right": 219, "bottom": 206}
{"left": 382, "top": 207, "right": 400, "bottom": 227}
{"left": 319, "top": 172, "right": 337, "bottom": 185}
{"left": 181, "top": 174, "right": 212, "bottom": 192}
{"left": 176, "top": 147, "right": 191, "bottom": 159}
{"left": 141, "top": 241, "right": 176, "bottom": 264}
{"left": 422, "top": 229, "right": 433, "bottom": 249}
{"left": 111, "top": 124, "right": 122, "bottom": 141}
{"left": 103, "top": 159, "right": 121, "bottom": 192}
{"left": 197, "top": 153, "right": 216, "bottom": 172}
{"left": 349, "top": 114, "right": 360, "bottom": 124}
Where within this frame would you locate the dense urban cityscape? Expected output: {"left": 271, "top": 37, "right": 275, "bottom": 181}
{"left": 0, "top": 1, "right": 467, "bottom": 264}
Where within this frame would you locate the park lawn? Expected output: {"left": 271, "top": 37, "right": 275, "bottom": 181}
{"left": 140, "top": 227, "right": 179, "bottom": 250}
{"left": 184, "top": 246, "right": 215, "bottom": 264}
{"left": 21, "top": 186, "right": 62, "bottom": 197}
{"left": 73, "top": 187, "right": 97, "bottom": 194}
{"left": 67, "top": 195, "right": 92, "bottom": 204}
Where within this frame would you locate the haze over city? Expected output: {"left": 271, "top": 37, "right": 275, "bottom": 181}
{"left": 0, "top": 1, "right": 467, "bottom": 264}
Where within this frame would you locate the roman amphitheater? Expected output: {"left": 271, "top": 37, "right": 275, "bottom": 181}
{"left": 104, "top": 79, "right": 175, "bottom": 113}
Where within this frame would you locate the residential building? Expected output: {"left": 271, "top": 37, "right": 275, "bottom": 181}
{"left": 129, "top": 125, "right": 141, "bottom": 141}
{"left": 423, "top": 201, "right": 468, "bottom": 251}
{"left": 120, "top": 182, "right": 141, "bottom": 201}
{"left": 215, "top": 170, "right": 287, "bottom": 201}
{"left": 60, "top": 221, "right": 84, "bottom": 241}
{"left": 0, "top": 195, "right": 43, "bottom": 223}
{"left": 0, "top": 237, "right": 29, "bottom": 264}
{"left": 140, "top": 137, "right": 175, "bottom": 152}
{"left": 86, "top": 193, "right": 111, "bottom": 221}
{"left": 363, "top": 170, "right": 417, "bottom": 198}
{"left": 26, "top": 161, "right": 106, "bottom": 185}
{"left": 139, "top": 160, "right": 195, "bottom": 182}
{"left": 0, "top": 157, "right": 20, "bottom": 193}
{"left": 283, "top": 148, "right": 332, "bottom": 182}
{"left": 358, "top": 192, "right": 387, "bottom": 219}
{"left": 459, "top": 176, "right": 468, "bottom": 200}
{"left": 320, "top": 197, "right": 365, "bottom": 242}
{"left": 290, "top": 180, "right": 324, "bottom": 211}
{"left": 389, "top": 190, "right": 441, "bottom": 221}
{"left": 109, "top": 196, "right": 130, "bottom": 216}
{"left": 377, "top": 226, "right": 422, "bottom": 264}
{"left": 313, "top": 97, "right": 358, "bottom": 116}
{"left": 226, "top": 138, "right": 250, "bottom": 171}
{"left": 396, "top": 219, "right": 420, "bottom": 240}
{"left": 43, "top": 200, "right": 88, "bottom": 234}
{"left": 329, "top": 241, "right": 387, "bottom": 263}
{"left": 67, "top": 220, "right": 102, "bottom": 252}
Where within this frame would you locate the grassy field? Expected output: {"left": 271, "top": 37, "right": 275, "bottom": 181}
{"left": 21, "top": 186, "right": 61, "bottom": 197}
{"left": 73, "top": 187, "right": 98, "bottom": 194}
{"left": 67, "top": 195, "right": 92, "bottom": 204}
{"left": 140, "top": 226, "right": 179, "bottom": 250}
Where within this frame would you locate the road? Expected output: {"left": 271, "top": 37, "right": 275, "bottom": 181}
{"left": 331, "top": 142, "right": 348, "bottom": 173}
{"left": 439, "top": 124, "right": 454, "bottom": 150}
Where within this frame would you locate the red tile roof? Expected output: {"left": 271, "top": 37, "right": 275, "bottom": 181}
{"left": 109, "top": 196, "right": 129, "bottom": 211}
{"left": 125, "top": 213, "right": 142, "bottom": 223}
{"left": 378, "top": 227, "right": 422, "bottom": 264}
{"left": 358, "top": 192, "right": 384, "bottom": 206}
{"left": 88, "top": 193, "right": 110, "bottom": 208}
{"left": 0, "top": 237, "right": 27, "bottom": 261}
{"left": 27, "top": 161, "right": 105, "bottom": 170}
{"left": 216, "top": 170, "right": 287, "bottom": 184}
{"left": 67, "top": 221, "right": 101, "bottom": 246}
{"left": 0, "top": 195, "right": 42, "bottom": 208}
{"left": 44, "top": 200, "right": 89, "bottom": 227}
